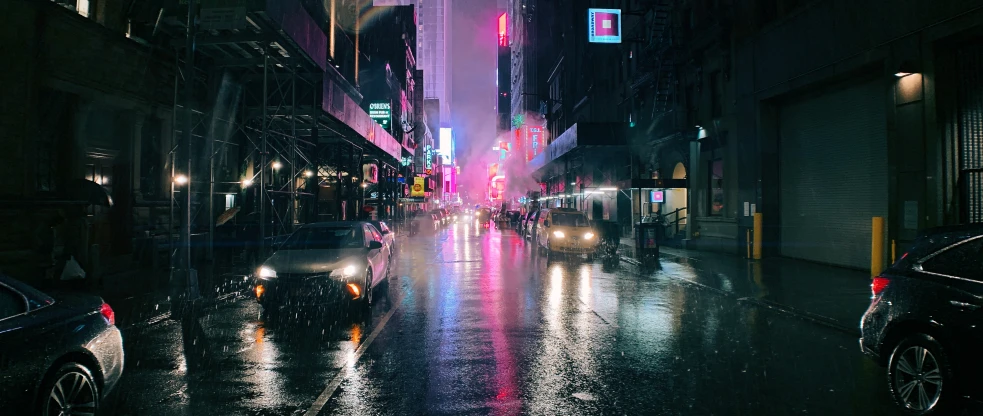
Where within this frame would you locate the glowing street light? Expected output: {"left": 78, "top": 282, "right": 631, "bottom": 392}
{"left": 272, "top": 161, "right": 283, "bottom": 170}
{"left": 361, "top": 183, "right": 368, "bottom": 188}
{"left": 304, "top": 170, "right": 314, "bottom": 177}
{"left": 173, "top": 174, "right": 189, "bottom": 185}
{"left": 241, "top": 179, "right": 253, "bottom": 187}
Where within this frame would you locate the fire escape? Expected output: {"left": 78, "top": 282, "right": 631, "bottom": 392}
{"left": 628, "top": 0, "right": 678, "bottom": 130}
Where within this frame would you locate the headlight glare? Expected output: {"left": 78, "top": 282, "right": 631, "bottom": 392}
{"left": 258, "top": 266, "right": 276, "bottom": 279}
{"left": 331, "top": 264, "right": 359, "bottom": 278}
{"left": 584, "top": 232, "right": 595, "bottom": 240}
{"left": 553, "top": 231, "right": 565, "bottom": 238}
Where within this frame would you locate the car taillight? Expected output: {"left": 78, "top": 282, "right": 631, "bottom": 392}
{"left": 871, "top": 276, "right": 890, "bottom": 298}
{"left": 100, "top": 302, "right": 116, "bottom": 325}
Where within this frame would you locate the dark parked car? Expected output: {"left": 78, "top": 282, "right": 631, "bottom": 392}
{"left": 860, "top": 224, "right": 983, "bottom": 415}
{"left": 0, "top": 275, "right": 124, "bottom": 414}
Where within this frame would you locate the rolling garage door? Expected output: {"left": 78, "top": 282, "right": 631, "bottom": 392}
{"left": 779, "top": 80, "right": 888, "bottom": 269}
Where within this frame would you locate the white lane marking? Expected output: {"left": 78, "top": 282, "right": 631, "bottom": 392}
{"left": 304, "top": 252, "right": 433, "bottom": 415}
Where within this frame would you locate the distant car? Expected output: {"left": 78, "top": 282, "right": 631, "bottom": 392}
{"left": 476, "top": 208, "right": 492, "bottom": 224}
{"left": 368, "top": 220, "right": 396, "bottom": 255}
{"left": 0, "top": 275, "right": 124, "bottom": 414}
{"left": 860, "top": 224, "right": 983, "bottom": 415}
{"left": 430, "top": 210, "right": 446, "bottom": 225}
{"left": 254, "top": 221, "right": 392, "bottom": 312}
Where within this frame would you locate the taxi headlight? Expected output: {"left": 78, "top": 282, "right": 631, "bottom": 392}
{"left": 553, "top": 231, "right": 565, "bottom": 238}
{"left": 584, "top": 232, "right": 595, "bottom": 240}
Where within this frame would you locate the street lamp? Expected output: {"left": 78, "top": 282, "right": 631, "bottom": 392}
{"left": 173, "top": 174, "right": 189, "bottom": 185}
{"left": 241, "top": 178, "right": 253, "bottom": 187}
{"left": 304, "top": 170, "right": 314, "bottom": 178}
{"left": 272, "top": 161, "right": 283, "bottom": 170}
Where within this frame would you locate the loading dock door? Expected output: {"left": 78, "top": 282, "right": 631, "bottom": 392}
{"left": 778, "top": 80, "right": 888, "bottom": 269}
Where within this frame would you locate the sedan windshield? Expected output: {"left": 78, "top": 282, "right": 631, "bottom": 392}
{"left": 552, "top": 213, "right": 589, "bottom": 227}
{"left": 281, "top": 227, "right": 363, "bottom": 250}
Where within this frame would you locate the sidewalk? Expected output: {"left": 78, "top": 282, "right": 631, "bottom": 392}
{"left": 619, "top": 238, "right": 872, "bottom": 335}
{"left": 44, "top": 257, "right": 252, "bottom": 329}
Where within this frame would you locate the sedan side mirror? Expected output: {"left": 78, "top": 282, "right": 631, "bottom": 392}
{"left": 543, "top": 220, "right": 550, "bottom": 228}
{"left": 368, "top": 241, "right": 383, "bottom": 250}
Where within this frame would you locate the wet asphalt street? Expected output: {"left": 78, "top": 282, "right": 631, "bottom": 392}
{"left": 103, "top": 222, "right": 902, "bottom": 415}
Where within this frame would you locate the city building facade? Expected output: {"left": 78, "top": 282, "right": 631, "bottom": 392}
{"left": 0, "top": 0, "right": 414, "bottom": 285}
{"left": 511, "top": 0, "right": 983, "bottom": 270}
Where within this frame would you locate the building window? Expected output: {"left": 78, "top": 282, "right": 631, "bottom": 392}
{"left": 709, "top": 159, "right": 724, "bottom": 216}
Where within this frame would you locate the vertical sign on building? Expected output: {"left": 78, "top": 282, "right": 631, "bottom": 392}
{"left": 497, "top": 12, "right": 511, "bottom": 133}
{"left": 498, "top": 13, "right": 508, "bottom": 47}
{"left": 587, "top": 9, "right": 622, "bottom": 44}
{"left": 527, "top": 126, "right": 544, "bottom": 161}
{"left": 439, "top": 127, "right": 453, "bottom": 165}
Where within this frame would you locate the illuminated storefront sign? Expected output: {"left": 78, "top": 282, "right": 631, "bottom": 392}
{"left": 369, "top": 102, "right": 392, "bottom": 130}
{"left": 411, "top": 177, "right": 425, "bottom": 197}
{"left": 587, "top": 9, "right": 622, "bottom": 44}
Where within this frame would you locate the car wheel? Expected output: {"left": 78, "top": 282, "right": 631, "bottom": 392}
{"left": 363, "top": 269, "right": 374, "bottom": 307}
{"left": 887, "top": 333, "right": 953, "bottom": 415}
{"left": 40, "top": 362, "right": 100, "bottom": 416}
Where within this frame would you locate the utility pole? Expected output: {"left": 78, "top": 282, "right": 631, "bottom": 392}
{"left": 179, "top": 0, "right": 199, "bottom": 302}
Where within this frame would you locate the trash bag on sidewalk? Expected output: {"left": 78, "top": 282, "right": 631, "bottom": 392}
{"left": 60, "top": 256, "right": 86, "bottom": 281}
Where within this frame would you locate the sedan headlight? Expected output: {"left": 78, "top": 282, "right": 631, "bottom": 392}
{"left": 330, "top": 265, "right": 359, "bottom": 278}
{"left": 258, "top": 266, "right": 277, "bottom": 279}
{"left": 583, "top": 232, "right": 595, "bottom": 240}
{"left": 553, "top": 230, "right": 565, "bottom": 238}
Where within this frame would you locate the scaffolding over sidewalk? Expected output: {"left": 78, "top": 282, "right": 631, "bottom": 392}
{"left": 157, "top": 0, "right": 408, "bottom": 276}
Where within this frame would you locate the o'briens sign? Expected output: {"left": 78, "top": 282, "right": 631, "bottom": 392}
{"left": 369, "top": 102, "right": 391, "bottom": 129}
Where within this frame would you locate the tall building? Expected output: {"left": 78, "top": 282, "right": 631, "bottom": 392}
{"left": 373, "top": 0, "right": 451, "bottom": 120}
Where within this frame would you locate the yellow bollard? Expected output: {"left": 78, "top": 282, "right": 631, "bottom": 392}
{"left": 871, "top": 217, "right": 885, "bottom": 277}
{"left": 891, "top": 239, "right": 896, "bottom": 264}
{"left": 752, "top": 213, "right": 763, "bottom": 260}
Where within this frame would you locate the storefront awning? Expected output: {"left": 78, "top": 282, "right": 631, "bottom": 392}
{"left": 528, "top": 122, "right": 628, "bottom": 173}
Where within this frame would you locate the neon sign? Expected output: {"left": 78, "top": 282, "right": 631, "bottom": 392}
{"left": 498, "top": 13, "right": 507, "bottom": 47}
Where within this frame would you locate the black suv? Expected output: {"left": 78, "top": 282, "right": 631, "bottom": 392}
{"left": 860, "top": 224, "right": 983, "bottom": 415}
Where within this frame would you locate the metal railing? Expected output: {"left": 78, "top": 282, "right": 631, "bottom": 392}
{"left": 663, "top": 207, "right": 687, "bottom": 239}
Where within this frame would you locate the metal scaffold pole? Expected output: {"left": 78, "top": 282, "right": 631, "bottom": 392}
{"left": 290, "top": 70, "right": 297, "bottom": 231}
{"left": 259, "top": 49, "right": 268, "bottom": 259}
{"left": 180, "top": 0, "right": 199, "bottom": 301}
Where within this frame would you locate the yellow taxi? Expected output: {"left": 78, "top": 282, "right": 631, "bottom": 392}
{"left": 535, "top": 208, "right": 598, "bottom": 259}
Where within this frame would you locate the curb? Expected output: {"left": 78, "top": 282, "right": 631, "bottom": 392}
{"left": 620, "top": 254, "right": 858, "bottom": 336}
